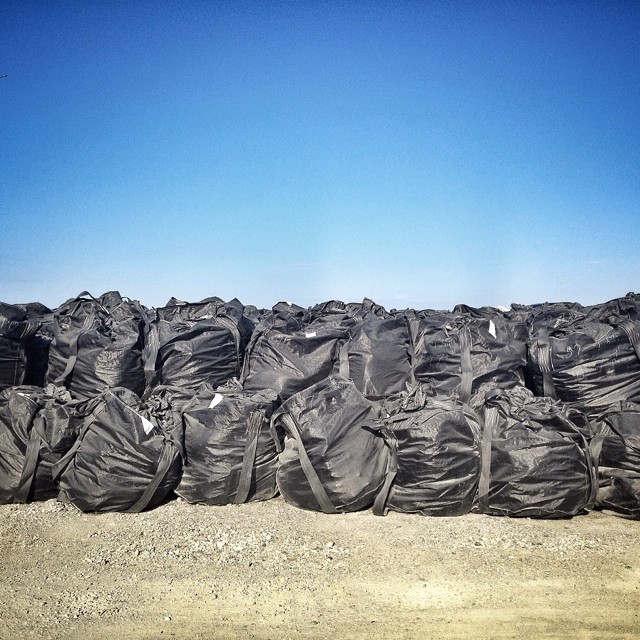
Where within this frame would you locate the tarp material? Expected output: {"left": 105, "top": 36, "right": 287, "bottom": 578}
{"left": 595, "top": 401, "right": 640, "bottom": 518}
{"left": 274, "top": 375, "right": 387, "bottom": 513}
{"left": 54, "top": 387, "right": 182, "bottom": 512}
{"left": 143, "top": 298, "right": 253, "bottom": 393}
{"left": 0, "top": 302, "right": 40, "bottom": 390}
{"left": 0, "top": 385, "right": 82, "bottom": 503}
{"left": 240, "top": 316, "right": 350, "bottom": 403}
{"left": 478, "top": 387, "right": 598, "bottom": 518}
{"left": 408, "top": 312, "right": 527, "bottom": 407}
{"left": 372, "top": 386, "right": 482, "bottom": 516}
{"left": 46, "top": 291, "right": 147, "bottom": 399}
{"left": 176, "top": 381, "right": 280, "bottom": 505}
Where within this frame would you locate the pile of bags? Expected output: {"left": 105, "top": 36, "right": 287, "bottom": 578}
{"left": 1, "top": 290, "right": 639, "bottom": 519}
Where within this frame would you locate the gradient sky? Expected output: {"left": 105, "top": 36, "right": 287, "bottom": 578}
{"left": 1, "top": 0, "right": 639, "bottom": 311}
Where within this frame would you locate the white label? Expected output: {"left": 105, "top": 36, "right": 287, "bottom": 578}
{"left": 488, "top": 320, "right": 497, "bottom": 338}
{"left": 208, "top": 393, "right": 224, "bottom": 409}
{"left": 140, "top": 415, "right": 155, "bottom": 435}
{"left": 305, "top": 331, "right": 317, "bottom": 338}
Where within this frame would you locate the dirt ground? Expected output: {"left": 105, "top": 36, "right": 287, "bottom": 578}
{"left": 0, "top": 497, "right": 639, "bottom": 640}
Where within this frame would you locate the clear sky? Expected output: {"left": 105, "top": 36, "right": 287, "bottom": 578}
{"left": 1, "top": 0, "right": 639, "bottom": 311}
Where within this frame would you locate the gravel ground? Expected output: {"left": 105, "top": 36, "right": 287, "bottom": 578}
{"left": 1, "top": 497, "right": 639, "bottom": 640}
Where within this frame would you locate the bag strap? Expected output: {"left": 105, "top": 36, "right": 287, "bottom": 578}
{"left": 477, "top": 402, "right": 498, "bottom": 513}
{"left": 338, "top": 340, "right": 350, "bottom": 379}
{"left": 458, "top": 324, "right": 473, "bottom": 404}
{"left": 372, "top": 427, "right": 398, "bottom": 516}
{"left": 13, "top": 424, "right": 43, "bottom": 503}
{"left": 143, "top": 321, "right": 161, "bottom": 395}
{"left": 234, "top": 410, "right": 263, "bottom": 504}
{"left": 535, "top": 330, "right": 556, "bottom": 399}
{"left": 53, "top": 313, "right": 96, "bottom": 386}
{"left": 50, "top": 407, "right": 103, "bottom": 480}
{"left": 279, "top": 413, "right": 338, "bottom": 514}
{"left": 126, "top": 439, "right": 178, "bottom": 513}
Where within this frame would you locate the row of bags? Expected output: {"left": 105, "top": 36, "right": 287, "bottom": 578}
{"left": 3, "top": 292, "right": 640, "bottom": 427}
{"left": 1, "top": 376, "right": 638, "bottom": 518}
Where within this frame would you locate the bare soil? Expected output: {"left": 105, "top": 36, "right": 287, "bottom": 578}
{"left": 1, "top": 497, "right": 639, "bottom": 640}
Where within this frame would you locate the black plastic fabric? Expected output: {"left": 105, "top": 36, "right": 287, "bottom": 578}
{"left": 143, "top": 298, "right": 253, "bottom": 393}
{"left": 372, "top": 388, "right": 482, "bottom": 516}
{"left": 344, "top": 315, "right": 414, "bottom": 399}
{"left": 46, "top": 291, "right": 147, "bottom": 399}
{"left": 408, "top": 312, "right": 527, "bottom": 407}
{"left": 0, "top": 302, "right": 40, "bottom": 390}
{"left": 478, "top": 387, "right": 597, "bottom": 518}
{"left": 240, "top": 317, "right": 350, "bottom": 402}
{"left": 0, "top": 385, "right": 82, "bottom": 503}
{"left": 55, "top": 387, "right": 182, "bottom": 512}
{"left": 527, "top": 312, "right": 640, "bottom": 421}
{"left": 176, "top": 382, "right": 280, "bottom": 505}
{"left": 595, "top": 402, "right": 640, "bottom": 518}
{"left": 274, "top": 375, "right": 387, "bottom": 513}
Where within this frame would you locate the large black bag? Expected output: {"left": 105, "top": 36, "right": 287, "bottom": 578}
{"left": 176, "top": 382, "right": 280, "bottom": 505}
{"left": 527, "top": 311, "right": 640, "bottom": 421}
{"left": 0, "top": 385, "right": 82, "bottom": 503}
{"left": 274, "top": 375, "right": 387, "bottom": 513}
{"left": 408, "top": 312, "right": 527, "bottom": 407}
{"left": 54, "top": 387, "right": 182, "bottom": 512}
{"left": 595, "top": 402, "right": 640, "bottom": 518}
{"left": 478, "top": 387, "right": 598, "bottom": 518}
{"left": 46, "top": 291, "right": 147, "bottom": 399}
{"left": 0, "top": 302, "right": 40, "bottom": 390}
{"left": 143, "top": 298, "right": 253, "bottom": 393}
{"left": 240, "top": 316, "right": 350, "bottom": 403}
{"left": 372, "top": 387, "right": 482, "bottom": 516}
{"left": 343, "top": 314, "right": 414, "bottom": 399}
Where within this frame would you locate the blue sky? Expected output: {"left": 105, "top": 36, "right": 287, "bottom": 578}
{"left": 1, "top": 0, "right": 639, "bottom": 311}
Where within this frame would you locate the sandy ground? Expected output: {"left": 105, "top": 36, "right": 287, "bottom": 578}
{"left": 0, "top": 497, "right": 639, "bottom": 640}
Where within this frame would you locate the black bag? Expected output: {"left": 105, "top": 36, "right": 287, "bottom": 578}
{"left": 343, "top": 314, "right": 414, "bottom": 399}
{"left": 478, "top": 387, "right": 598, "bottom": 518}
{"left": 0, "top": 302, "right": 40, "bottom": 390}
{"left": 176, "top": 382, "right": 280, "bottom": 505}
{"left": 595, "top": 402, "right": 640, "bottom": 518}
{"left": 527, "top": 312, "right": 640, "bottom": 421}
{"left": 17, "top": 302, "right": 55, "bottom": 387}
{"left": 240, "top": 316, "right": 350, "bottom": 403}
{"left": 0, "top": 385, "right": 82, "bottom": 503}
{"left": 372, "top": 387, "right": 482, "bottom": 516}
{"left": 143, "top": 298, "right": 253, "bottom": 393}
{"left": 54, "top": 387, "right": 182, "bottom": 512}
{"left": 46, "top": 291, "right": 147, "bottom": 399}
{"left": 274, "top": 375, "right": 387, "bottom": 513}
{"left": 408, "top": 312, "right": 527, "bottom": 407}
